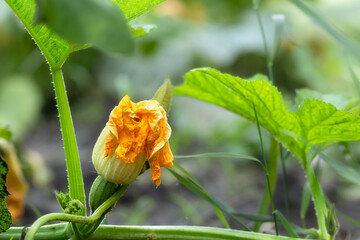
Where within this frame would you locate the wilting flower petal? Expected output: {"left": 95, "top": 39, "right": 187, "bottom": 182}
{"left": 93, "top": 95, "right": 173, "bottom": 185}
{"left": 0, "top": 138, "right": 28, "bottom": 222}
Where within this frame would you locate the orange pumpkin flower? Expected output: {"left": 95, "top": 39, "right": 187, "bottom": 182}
{"left": 92, "top": 95, "right": 173, "bottom": 186}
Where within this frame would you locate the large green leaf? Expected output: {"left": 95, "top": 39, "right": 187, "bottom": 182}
{"left": 37, "top": 0, "right": 134, "bottom": 54}
{"left": 114, "top": 0, "right": 166, "bottom": 21}
{"left": 4, "top": 0, "right": 77, "bottom": 67}
{"left": 174, "top": 68, "right": 360, "bottom": 160}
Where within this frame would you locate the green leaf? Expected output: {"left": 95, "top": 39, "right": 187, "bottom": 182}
{"left": 174, "top": 68, "right": 360, "bottom": 160}
{"left": 4, "top": 0, "right": 77, "bottom": 68}
{"left": 296, "top": 100, "right": 360, "bottom": 145}
{"left": 295, "top": 89, "right": 352, "bottom": 110}
{"left": 37, "top": 0, "right": 134, "bottom": 54}
{"left": 0, "top": 128, "right": 11, "bottom": 142}
{"left": 273, "top": 210, "right": 299, "bottom": 238}
{"left": 0, "top": 156, "right": 12, "bottom": 233}
{"left": 114, "top": 0, "right": 167, "bottom": 21}
{"left": 129, "top": 23, "right": 157, "bottom": 38}
{"left": 213, "top": 207, "right": 231, "bottom": 229}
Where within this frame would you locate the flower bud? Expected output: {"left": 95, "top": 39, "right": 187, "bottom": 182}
{"left": 92, "top": 92, "right": 173, "bottom": 186}
{"left": 92, "top": 127, "right": 147, "bottom": 185}
{"left": 326, "top": 204, "right": 339, "bottom": 237}
{"left": 152, "top": 79, "right": 172, "bottom": 113}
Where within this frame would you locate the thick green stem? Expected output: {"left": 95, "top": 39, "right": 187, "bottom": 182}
{"left": 51, "top": 68, "right": 86, "bottom": 216}
{"left": 5, "top": 0, "right": 86, "bottom": 217}
{"left": 89, "top": 225, "right": 305, "bottom": 240}
{"left": 303, "top": 157, "right": 329, "bottom": 240}
{"left": 254, "top": 138, "right": 279, "bottom": 232}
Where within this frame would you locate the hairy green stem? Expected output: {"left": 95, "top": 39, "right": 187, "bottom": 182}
{"left": 5, "top": 0, "right": 86, "bottom": 216}
{"left": 303, "top": 155, "right": 329, "bottom": 240}
{"left": 51, "top": 68, "right": 86, "bottom": 216}
{"left": 24, "top": 185, "right": 129, "bottom": 240}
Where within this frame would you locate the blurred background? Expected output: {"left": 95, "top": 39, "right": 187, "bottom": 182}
{"left": 1, "top": 0, "right": 360, "bottom": 238}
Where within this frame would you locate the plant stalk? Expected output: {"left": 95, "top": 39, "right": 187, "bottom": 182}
{"left": 89, "top": 225, "right": 306, "bottom": 240}
{"left": 303, "top": 155, "right": 329, "bottom": 240}
{"left": 1, "top": 224, "right": 315, "bottom": 240}
{"left": 51, "top": 68, "right": 86, "bottom": 216}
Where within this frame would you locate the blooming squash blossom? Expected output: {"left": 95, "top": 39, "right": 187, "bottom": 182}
{"left": 92, "top": 95, "right": 173, "bottom": 186}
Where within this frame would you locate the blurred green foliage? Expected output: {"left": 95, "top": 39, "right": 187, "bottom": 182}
{"left": 36, "top": 0, "right": 134, "bottom": 53}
